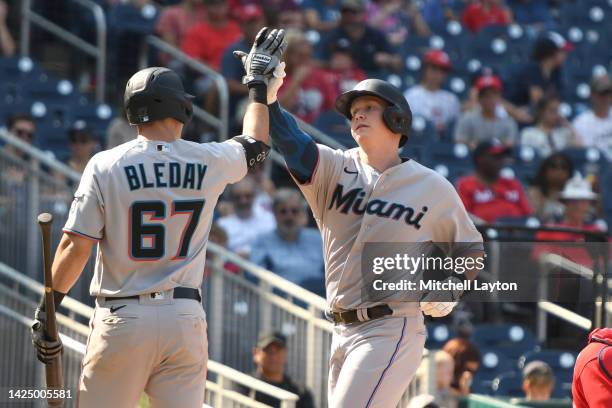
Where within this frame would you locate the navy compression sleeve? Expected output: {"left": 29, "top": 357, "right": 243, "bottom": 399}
{"left": 269, "top": 102, "right": 318, "bottom": 184}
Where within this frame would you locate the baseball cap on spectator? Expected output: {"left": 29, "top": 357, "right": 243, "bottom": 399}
{"left": 423, "top": 49, "right": 452, "bottom": 71}
{"left": 473, "top": 139, "right": 512, "bottom": 161}
{"left": 475, "top": 75, "right": 503, "bottom": 94}
{"left": 257, "top": 331, "right": 287, "bottom": 349}
{"left": 233, "top": 3, "right": 263, "bottom": 22}
{"left": 341, "top": 0, "right": 366, "bottom": 11}
{"left": 559, "top": 173, "right": 597, "bottom": 201}
{"left": 590, "top": 75, "right": 612, "bottom": 95}
{"left": 532, "top": 32, "right": 573, "bottom": 61}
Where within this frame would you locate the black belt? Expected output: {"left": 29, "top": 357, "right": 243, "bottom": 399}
{"left": 328, "top": 304, "right": 392, "bottom": 325}
{"left": 104, "top": 287, "right": 201, "bottom": 303}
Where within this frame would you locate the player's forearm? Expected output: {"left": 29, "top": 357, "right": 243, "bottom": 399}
{"left": 243, "top": 87, "right": 270, "bottom": 145}
{"left": 51, "top": 233, "right": 95, "bottom": 294}
{"left": 269, "top": 102, "right": 318, "bottom": 183}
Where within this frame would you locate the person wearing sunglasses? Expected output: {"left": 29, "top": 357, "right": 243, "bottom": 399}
{"left": 66, "top": 120, "right": 98, "bottom": 174}
{"left": 250, "top": 188, "right": 324, "bottom": 295}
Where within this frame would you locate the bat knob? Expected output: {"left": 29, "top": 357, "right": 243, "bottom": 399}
{"left": 37, "top": 213, "right": 53, "bottom": 225}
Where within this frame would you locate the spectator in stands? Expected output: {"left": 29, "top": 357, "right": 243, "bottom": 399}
{"left": 276, "top": 5, "right": 306, "bottom": 31}
{"left": 506, "top": 31, "right": 571, "bottom": 109}
{"left": 66, "top": 120, "right": 97, "bottom": 174}
{"left": 155, "top": 0, "right": 207, "bottom": 61}
{"left": 0, "top": 114, "right": 36, "bottom": 273}
{"left": 456, "top": 140, "right": 532, "bottom": 224}
{"left": 442, "top": 337, "right": 481, "bottom": 396}
{"left": 435, "top": 351, "right": 458, "bottom": 408}
{"left": 462, "top": 0, "right": 512, "bottom": 34}
{"left": 522, "top": 361, "right": 555, "bottom": 401}
{"left": 536, "top": 173, "right": 603, "bottom": 241}
{"left": 278, "top": 32, "right": 336, "bottom": 124}
{"left": 220, "top": 4, "right": 267, "bottom": 133}
{"left": 261, "top": 0, "right": 302, "bottom": 28}
{"left": 250, "top": 189, "right": 324, "bottom": 294}
{"left": 520, "top": 94, "right": 577, "bottom": 157}
{"left": 303, "top": 0, "right": 342, "bottom": 32}
{"left": 237, "top": 331, "right": 315, "bottom": 408}
{"left": 573, "top": 75, "right": 612, "bottom": 162}
{"left": 454, "top": 75, "right": 518, "bottom": 148}
{"left": 508, "top": 0, "right": 554, "bottom": 31}
{"left": 366, "top": 0, "right": 431, "bottom": 46}
{"left": 181, "top": 0, "right": 241, "bottom": 70}
{"left": 322, "top": 38, "right": 366, "bottom": 96}
{"left": 217, "top": 177, "right": 276, "bottom": 256}
{"left": 572, "top": 328, "right": 612, "bottom": 408}
{"left": 421, "top": 0, "right": 459, "bottom": 34}
{"left": 527, "top": 152, "right": 573, "bottom": 223}
{"left": 317, "top": 0, "right": 402, "bottom": 74}
{"left": 2, "top": 113, "right": 36, "bottom": 165}
{"left": 106, "top": 106, "right": 137, "bottom": 148}
{"left": 0, "top": 0, "right": 15, "bottom": 56}
{"left": 405, "top": 50, "right": 460, "bottom": 134}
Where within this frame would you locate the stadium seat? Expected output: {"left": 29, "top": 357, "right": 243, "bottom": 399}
{"left": 107, "top": 3, "right": 159, "bottom": 35}
{"left": 491, "top": 371, "right": 524, "bottom": 397}
{"left": 472, "top": 324, "right": 539, "bottom": 359}
{"left": 312, "top": 110, "right": 355, "bottom": 149}
{"left": 477, "top": 348, "right": 517, "bottom": 380}
{"left": 425, "top": 323, "right": 456, "bottom": 350}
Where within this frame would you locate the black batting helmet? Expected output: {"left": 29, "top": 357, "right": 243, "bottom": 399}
{"left": 335, "top": 79, "right": 412, "bottom": 146}
{"left": 124, "top": 67, "right": 194, "bottom": 126}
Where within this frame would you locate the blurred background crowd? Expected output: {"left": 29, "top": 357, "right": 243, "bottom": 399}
{"left": 2, "top": 0, "right": 610, "bottom": 288}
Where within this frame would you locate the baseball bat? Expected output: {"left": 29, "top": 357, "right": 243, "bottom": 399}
{"left": 37, "top": 213, "right": 64, "bottom": 408}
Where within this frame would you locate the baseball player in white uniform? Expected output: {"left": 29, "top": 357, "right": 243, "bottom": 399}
{"left": 30, "top": 28, "right": 286, "bottom": 408}
{"left": 265, "top": 69, "right": 485, "bottom": 407}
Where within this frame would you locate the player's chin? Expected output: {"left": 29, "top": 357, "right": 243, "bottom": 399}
{"left": 352, "top": 128, "right": 371, "bottom": 144}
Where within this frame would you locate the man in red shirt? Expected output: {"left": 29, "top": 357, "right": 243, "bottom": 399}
{"left": 462, "top": 0, "right": 512, "bottom": 33}
{"left": 572, "top": 328, "right": 612, "bottom": 407}
{"left": 181, "top": 0, "right": 242, "bottom": 70}
{"left": 456, "top": 140, "right": 532, "bottom": 223}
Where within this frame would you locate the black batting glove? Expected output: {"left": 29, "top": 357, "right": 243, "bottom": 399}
{"left": 31, "top": 291, "right": 65, "bottom": 364}
{"left": 31, "top": 309, "right": 63, "bottom": 364}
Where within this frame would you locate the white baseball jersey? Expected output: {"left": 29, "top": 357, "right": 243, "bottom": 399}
{"left": 64, "top": 137, "right": 247, "bottom": 296}
{"left": 298, "top": 144, "right": 483, "bottom": 313}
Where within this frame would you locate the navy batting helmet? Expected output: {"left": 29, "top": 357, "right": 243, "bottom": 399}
{"left": 124, "top": 67, "right": 194, "bottom": 126}
{"left": 335, "top": 79, "right": 412, "bottom": 146}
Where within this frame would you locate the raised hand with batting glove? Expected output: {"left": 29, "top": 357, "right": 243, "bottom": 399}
{"left": 420, "top": 276, "right": 464, "bottom": 318}
{"left": 233, "top": 27, "right": 287, "bottom": 87}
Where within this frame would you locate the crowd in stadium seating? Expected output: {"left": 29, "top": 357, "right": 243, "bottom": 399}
{"left": 1, "top": 0, "right": 610, "bottom": 296}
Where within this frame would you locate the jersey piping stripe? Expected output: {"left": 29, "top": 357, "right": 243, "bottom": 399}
{"left": 63, "top": 228, "right": 102, "bottom": 241}
{"left": 77, "top": 306, "right": 98, "bottom": 406}
{"left": 365, "top": 317, "right": 407, "bottom": 408}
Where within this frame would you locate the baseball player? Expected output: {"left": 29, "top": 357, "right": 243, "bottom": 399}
{"left": 264, "top": 69, "right": 485, "bottom": 407}
{"left": 30, "top": 27, "right": 286, "bottom": 408}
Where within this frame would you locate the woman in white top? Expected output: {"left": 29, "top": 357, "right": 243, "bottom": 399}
{"left": 520, "top": 94, "right": 578, "bottom": 157}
